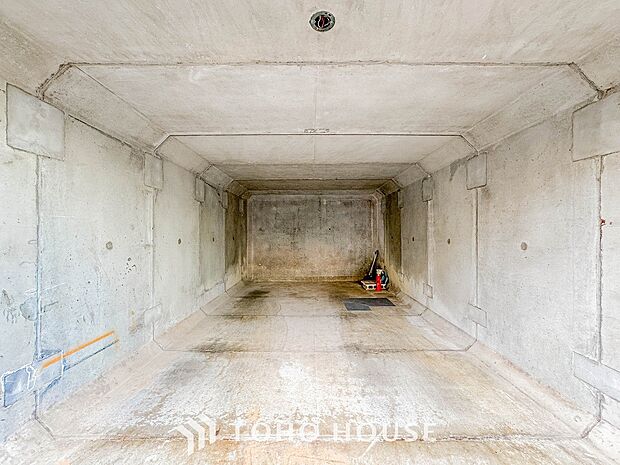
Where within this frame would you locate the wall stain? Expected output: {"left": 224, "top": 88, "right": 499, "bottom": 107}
{"left": 1, "top": 289, "right": 19, "bottom": 323}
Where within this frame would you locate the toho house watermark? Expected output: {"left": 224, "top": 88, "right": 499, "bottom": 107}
{"left": 172, "top": 416, "right": 436, "bottom": 455}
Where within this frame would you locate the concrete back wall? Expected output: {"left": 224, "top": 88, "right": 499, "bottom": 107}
{"left": 248, "top": 194, "right": 376, "bottom": 281}
{"left": 0, "top": 84, "right": 244, "bottom": 440}
{"left": 388, "top": 92, "right": 620, "bottom": 430}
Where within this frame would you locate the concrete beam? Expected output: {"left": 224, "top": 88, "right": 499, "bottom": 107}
{"left": 466, "top": 152, "right": 488, "bottom": 189}
{"left": 573, "top": 91, "right": 620, "bottom": 161}
{"left": 394, "top": 164, "right": 427, "bottom": 188}
{"left": 377, "top": 179, "right": 400, "bottom": 196}
{"left": 7, "top": 85, "right": 64, "bottom": 159}
{"left": 418, "top": 137, "right": 475, "bottom": 173}
{"left": 194, "top": 178, "right": 206, "bottom": 203}
{"left": 156, "top": 136, "right": 210, "bottom": 174}
{"left": 577, "top": 38, "right": 620, "bottom": 92}
{"left": 144, "top": 154, "right": 163, "bottom": 190}
{"left": 422, "top": 177, "right": 433, "bottom": 202}
{"left": 226, "top": 180, "right": 248, "bottom": 198}
{"left": 200, "top": 165, "right": 233, "bottom": 191}
{"left": 43, "top": 66, "right": 166, "bottom": 151}
{"left": 466, "top": 67, "right": 597, "bottom": 150}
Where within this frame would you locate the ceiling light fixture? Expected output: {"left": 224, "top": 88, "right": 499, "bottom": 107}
{"left": 310, "top": 11, "right": 335, "bottom": 32}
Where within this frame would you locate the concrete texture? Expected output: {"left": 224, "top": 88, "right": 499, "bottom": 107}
{"left": 224, "top": 194, "right": 246, "bottom": 289}
{"left": 241, "top": 179, "right": 386, "bottom": 193}
{"left": 144, "top": 154, "right": 163, "bottom": 190}
{"left": 0, "top": 16, "right": 60, "bottom": 92}
{"left": 156, "top": 137, "right": 210, "bottom": 175}
{"left": 397, "top": 180, "right": 429, "bottom": 302}
{"left": 180, "top": 134, "right": 459, "bottom": 165}
{"left": 248, "top": 195, "right": 375, "bottom": 281}
{"left": 154, "top": 160, "right": 201, "bottom": 333}
{"left": 0, "top": 88, "right": 245, "bottom": 441}
{"left": 220, "top": 164, "right": 411, "bottom": 182}
{"left": 601, "top": 154, "right": 620, "bottom": 373}
{"left": 56, "top": 62, "right": 589, "bottom": 182}
{"left": 477, "top": 111, "right": 600, "bottom": 412}
{"left": 193, "top": 178, "right": 205, "bottom": 203}
{"left": 417, "top": 137, "right": 474, "bottom": 174}
{"left": 574, "top": 353, "right": 620, "bottom": 402}
{"left": 388, "top": 105, "right": 619, "bottom": 422}
{"left": 421, "top": 177, "right": 433, "bottom": 202}
{"left": 1, "top": 2, "right": 620, "bottom": 461}
{"left": 384, "top": 192, "right": 401, "bottom": 277}
{"left": 79, "top": 64, "right": 561, "bottom": 133}
{"left": 36, "top": 117, "right": 152, "bottom": 410}
{"left": 464, "top": 66, "right": 598, "bottom": 150}
{"left": 1, "top": 1, "right": 619, "bottom": 66}
{"left": 393, "top": 164, "right": 427, "bottom": 188}
{"left": 0, "top": 2, "right": 616, "bottom": 184}
{"left": 385, "top": 94, "right": 620, "bottom": 450}
{"left": 577, "top": 38, "right": 620, "bottom": 91}
{"left": 43, "top": 66, "right": 166, "bottom": 151}
{"left": 22, "top": 61, "right": 600, "bottom": 183}
{"left": 0, "top": 83, "right": 38, "bottom": 437}
{"left": 198, "top": 184, "right": 226, "bottom": 294}
{"left": 426, "top": 162, "right": 475, "bottom": 334}
{"left": 573, "top": 91, "right": 620, "bottom": 160}
{"left": 466, "top": 152, "right": 487, "bottom": 189}
{"left": 0, "top": 282, "right": 616, "bottom": 465}
{"left": 6, "top": 85, "right": 64, "bottom": 160}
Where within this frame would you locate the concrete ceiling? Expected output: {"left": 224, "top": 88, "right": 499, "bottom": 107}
{"left": 239, "top": 179, "right": 388, "bottom": 193}
{"left": 179, "top": 134, "right": 460, "bottom": 164}
{"left": 216, "top": 164, "right": 412, "bottom": 181}
{"left": 0, "top": 1, "right": 618, "bottom": 191}
{"left": 80, "top": 64, "right": 558, "bottom": 134}
{"left": 0, "top": 1, "right": 617, "bottom": 64}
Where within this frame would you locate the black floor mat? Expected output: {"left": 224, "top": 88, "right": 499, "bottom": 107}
{"left": 344, "top": 298, "right": 395, "bottom": 311}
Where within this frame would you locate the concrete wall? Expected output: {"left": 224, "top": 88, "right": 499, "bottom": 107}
{"left": 395, "top": 180, "right": 428, "bottom": 303}
{"left": 198, "top": 185, "right": 225, "bottom": 295}
{"left": 384, "top": 192, "right": 401, "bottom": 279}
{"left": 388, "top": 162, "right": 475, "bottom": 333}
{"left": 0, "top": 82, "right": 38, "bottom": 438}
{"left": 477, "top": 112, "right": 599, "bottom": 412}
{"left": 391, "top": 92, "right": 620, "bottom": 428}
{"left": 154, "top": 160, "right": 201, "bottom": 333}
{"left": 427, "top": 162, "right": 476, "bottom": 334}
{"left": 225, "top": 193, "right": 246, "bottom": 289}
{"left": 601, "top": 153, "right": 620, "bottom": 427}
{"left": 0, "top": 84, "right": 243, "bottom": 440}
{"left": 37, "top": 118, "right": 153, "bottom": 409}
{"left": 248, "top": 194, "right": 375, "bottom": 281}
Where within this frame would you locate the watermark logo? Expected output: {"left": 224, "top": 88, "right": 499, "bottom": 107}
{"left": 172, "top": 416, "right": 435, "bottom": 456}
{"left": 173, "top": 415, "right": 217, "bottom": 455}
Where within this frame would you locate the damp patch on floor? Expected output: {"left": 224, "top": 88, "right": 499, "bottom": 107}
{"left": 344, "top": 298, "right": 395, "bottom": 311}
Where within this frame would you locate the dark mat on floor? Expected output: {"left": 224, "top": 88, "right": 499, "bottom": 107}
{"left": 344, "top": 298, "right": 395, "bottom": 311}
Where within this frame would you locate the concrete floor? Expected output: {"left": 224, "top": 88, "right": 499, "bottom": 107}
{"left": 0, "top": 282, "right": 614, "bottom": 464}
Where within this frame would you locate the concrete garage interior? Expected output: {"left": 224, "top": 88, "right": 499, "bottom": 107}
{"left": 1, "top": 2, "right": 620, "bottom": 464}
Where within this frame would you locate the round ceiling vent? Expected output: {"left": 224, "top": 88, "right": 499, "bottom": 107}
{"left": 310, "top": 11, "right": 335, "bottom": 32}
